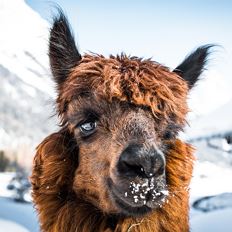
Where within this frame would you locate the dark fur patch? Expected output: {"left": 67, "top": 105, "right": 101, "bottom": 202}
{"left": 173, "top": 45, "right": 214, "bottom": 88}
{"left": 49, "top": 9, "right": 81, "bottom": 86}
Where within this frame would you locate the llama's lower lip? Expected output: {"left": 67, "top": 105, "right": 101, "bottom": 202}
{"left": 112, "top": 191, "right": 152, "bottom": 216}
{"left": 107, "top": 178, "right": 154, "bottom": 216}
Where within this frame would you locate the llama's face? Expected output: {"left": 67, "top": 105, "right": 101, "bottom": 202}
{"left": 67, "top": 97, "right": 175, "bottom": 215}
{"left": 59, "top": 55, "right": 189, "bottom": 216}
{"left": 48, "top": 12, "right": 212, "bottom": 217}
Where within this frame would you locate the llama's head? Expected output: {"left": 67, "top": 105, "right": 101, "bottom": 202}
{"left": 49, "top": 12, "right": 211, "bottom": 217}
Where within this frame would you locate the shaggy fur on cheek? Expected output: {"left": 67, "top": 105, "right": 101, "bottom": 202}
{"left": 72, "top": 144, "right": 118, "bottom": 214}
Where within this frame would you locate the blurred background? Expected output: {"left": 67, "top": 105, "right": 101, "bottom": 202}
{"left": 0, "top": 0, "right": 231, "bottom": 231}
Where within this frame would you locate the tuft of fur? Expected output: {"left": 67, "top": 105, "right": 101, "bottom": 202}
{"left": 58, "top": 54, "right": 189, "bottom": 125}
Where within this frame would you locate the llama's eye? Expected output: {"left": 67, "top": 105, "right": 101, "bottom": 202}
{"left": 163, "top": 131, "right": 174, "bottom": 140}
{"left": 79, "top": 121, "right": 97, "bottom": 136}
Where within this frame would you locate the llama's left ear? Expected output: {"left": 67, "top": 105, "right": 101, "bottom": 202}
{"left": 173, "top": 45, "right": 213, "bottom": 89}
{"left": 49, "top": 10, "right": 81, "bottom": 87}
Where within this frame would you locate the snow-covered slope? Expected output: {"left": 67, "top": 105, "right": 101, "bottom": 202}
{"left": 0, "top": 0, "right": 56, "bottom": 149}
{"left": 0, "top": 0, "right": 53, "bottom": 95}
{"left": 190, "top": 161, "right": 232, "bottom": 232}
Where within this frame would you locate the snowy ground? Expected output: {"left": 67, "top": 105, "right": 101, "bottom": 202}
{"left": 0, "top": 197, "right": 39, "bottom": 232}
{"left": 0, "top": 173, "right": 39, "bottom": 232}
{"left": 191, "top": 208, "right": 232, "bottom": 232}
{"left": 0, "top": 218, "right": 29, "bottom": 232}
{"left": 1, "top": 162, "right": 232, "bottom": 232}
{"left": 190, "top": 161, "right": 232, "bottom": 231}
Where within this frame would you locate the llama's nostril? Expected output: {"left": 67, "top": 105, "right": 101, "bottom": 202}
{"left": 120, "top": 161, "right": 147, "bottom": 178}
{"left": 151, "top": 155, "right": 166, "bottom": 177}
{"left": 154, "top": 165, "right": 165, "bottom": 177}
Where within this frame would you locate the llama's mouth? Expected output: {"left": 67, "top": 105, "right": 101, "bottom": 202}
{"left": 112, "top": 191, "right": 152, "bottom": 216}
{"left": 107, "top": 178, "right": 168, "bottom": 216}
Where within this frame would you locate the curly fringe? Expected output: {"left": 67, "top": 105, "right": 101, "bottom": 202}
{"left": 58, "top": 54, "right": 189, "bottom": 124}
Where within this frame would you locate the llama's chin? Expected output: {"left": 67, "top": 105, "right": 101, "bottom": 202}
{"left": 113, "top": 195, "right": 152, "bottom": 216}
{"left": 106, "top": 177, "right": 167, "bottom": 216}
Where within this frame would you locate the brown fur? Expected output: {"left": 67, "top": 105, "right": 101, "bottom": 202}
{"left": 30, "top": 8, "right": 214, "bottom": 229}
{"left": 31, "top": 53, "right": 196, "bottom": 231}
{"left": 31, "top": 130, "right": 194, "bottom": 232}
{"left": 58, "top": 54, "right": 188, "bottom": 125}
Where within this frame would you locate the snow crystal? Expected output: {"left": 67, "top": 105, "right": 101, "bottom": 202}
{"left": 160, "top": 190, "right": 169, "bottom": 196}
{"left": 141, "top": 180, "right": 149, "bottom": 187}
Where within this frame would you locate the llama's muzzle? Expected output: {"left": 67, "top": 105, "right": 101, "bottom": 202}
{"left": 106, "top": 143, "right": 167, "bottom": 216}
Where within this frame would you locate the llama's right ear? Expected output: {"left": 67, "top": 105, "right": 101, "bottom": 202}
{"left": 49, "top": 10, "right": 81, "bottom": 87}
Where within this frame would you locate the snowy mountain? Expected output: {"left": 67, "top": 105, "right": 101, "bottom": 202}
{"left": 0, "top": 0, "right": 56, "bottom": 150}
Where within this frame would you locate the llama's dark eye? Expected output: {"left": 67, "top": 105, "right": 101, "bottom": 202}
{"left": 163, "top": 131, "right": 174, "bottom": 140}
{"left": 79, "top": 121, "right": 97, "bottom": 136}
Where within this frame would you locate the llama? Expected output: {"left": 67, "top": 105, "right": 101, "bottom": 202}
{"left": 31, "top": 11, "right": 212, "bottom": 232}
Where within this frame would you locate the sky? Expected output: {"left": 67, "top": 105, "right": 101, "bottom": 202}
{"left": 26, "top": 0, "right": 232, "bottom": 115}
{"left": 25, "top": 0, "right": 232, "bottom": 62}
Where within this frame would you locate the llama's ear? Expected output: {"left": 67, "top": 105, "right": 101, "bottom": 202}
{"left": 173, "top": 45, "right": 213, "bottom": 89}
{"left": 49, "top": 10, "right": 81, "bottom": 87}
